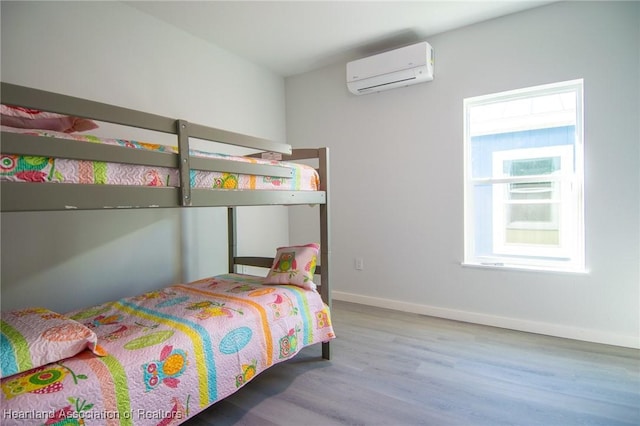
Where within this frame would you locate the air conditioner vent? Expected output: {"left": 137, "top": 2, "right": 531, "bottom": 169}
{"left": 347, "top": 42, "right": 434, "bottom": 95}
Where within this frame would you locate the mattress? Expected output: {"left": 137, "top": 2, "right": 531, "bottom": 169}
{"left": 0, "top": 126, "right": 319, "bottom": 191}
{"left": 0, "top": 273, "right": 335, "bottom": 425}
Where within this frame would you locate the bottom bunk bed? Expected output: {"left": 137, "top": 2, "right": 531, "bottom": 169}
{"left": 1, "top": 272, "right": 335, "bottom": 425}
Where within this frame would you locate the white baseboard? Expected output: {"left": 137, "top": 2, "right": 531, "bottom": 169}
{"left": 332, "top": 291, "right": 640, "bottom": 349}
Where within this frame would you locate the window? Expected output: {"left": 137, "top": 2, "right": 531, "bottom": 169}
{"left": 464, "top": 80, "right": 585, "bottom": 272}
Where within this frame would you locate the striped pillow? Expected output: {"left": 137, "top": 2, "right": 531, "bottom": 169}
{"left": 1, "top": 307, "right": 106, "bottom": 378}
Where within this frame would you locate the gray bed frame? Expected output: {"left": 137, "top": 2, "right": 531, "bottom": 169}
{"left": 0, "top": 82, "right": 331, "bottom": 359}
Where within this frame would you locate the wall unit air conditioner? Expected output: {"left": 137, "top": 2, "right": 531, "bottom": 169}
{"left": 346, "top": 42, "right": 434, "bottom": 95}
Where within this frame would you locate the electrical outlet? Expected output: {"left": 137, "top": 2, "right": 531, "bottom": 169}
{"left": 355, "top": 257, "right": 364, "bottom": 271}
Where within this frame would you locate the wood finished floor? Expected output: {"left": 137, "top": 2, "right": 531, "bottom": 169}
{"left": 184, "top": 300, "right": 640, "bottom": 426}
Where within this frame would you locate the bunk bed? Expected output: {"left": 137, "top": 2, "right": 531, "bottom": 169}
{"left": 0, "top": 82, "right": 333, "bottom": 425}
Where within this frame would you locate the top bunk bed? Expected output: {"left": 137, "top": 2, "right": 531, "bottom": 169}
{"left": 0, "top": 82, "right": 328, "bottom": 212}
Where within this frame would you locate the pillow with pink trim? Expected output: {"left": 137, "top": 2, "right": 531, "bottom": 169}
{"left": 0, "top": 307, "right": 106, "bottom": 379}
{"left": 1, "top": 105, "right": 99, "bottom": 133}
{"left": 263, "top": 243, "right": 320, "bottom": 290}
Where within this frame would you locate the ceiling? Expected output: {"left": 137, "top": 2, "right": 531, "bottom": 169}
{"left": 127, "top": 1, "right": 554, "bottom": 77}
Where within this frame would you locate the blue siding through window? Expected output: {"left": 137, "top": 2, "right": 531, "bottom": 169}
{"left": 471, "top": 126, "right": 575, "bottom": 256}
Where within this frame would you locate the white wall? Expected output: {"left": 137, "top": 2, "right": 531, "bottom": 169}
{"left": 1, "top": 1, "right": 289, "bottom": 313}
{"left": 287, "top": 1, "right": 640, "bottom": 348}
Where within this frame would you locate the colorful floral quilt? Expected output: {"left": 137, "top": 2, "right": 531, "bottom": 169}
{"left": 0, "top": 126, "right": 319, "bottom": 191}
{"left": 0, "top": 274, "right": 335, "bottom": 425}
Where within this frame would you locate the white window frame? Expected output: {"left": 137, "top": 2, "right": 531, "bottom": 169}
{"left": 463, "top": 80, "right": 585, "bottom": 273}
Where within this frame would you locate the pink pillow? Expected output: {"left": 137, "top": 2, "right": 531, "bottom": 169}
{"left": 1, "top": 307, "right": 106, "bottom": 379}
{"left": 1, "top": 105, "right": 98, "bottom": 133}
{"left": 263, "top": 243, "right": 320, "bottom": 290}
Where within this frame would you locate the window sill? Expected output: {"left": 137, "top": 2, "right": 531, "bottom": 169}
{"left": 461, "top": 262, "right": 589, "bottom": 275}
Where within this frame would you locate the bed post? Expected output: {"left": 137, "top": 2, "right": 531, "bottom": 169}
{"left": 176, "top": 120, "right": 192, "bottom": 207}
{"left": 319, "top": 147, "right": 331, "bottom": 360}
{"left": 228, "top": 207, "right": 237, "bottom": 273}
